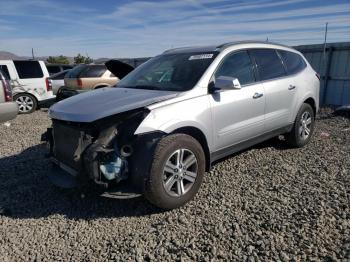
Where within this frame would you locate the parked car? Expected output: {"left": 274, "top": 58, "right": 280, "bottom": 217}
{"left": 44, "top": 41, "right": 320, "bottom": 209}
{"left": 65, "top": 64, "right": 119, "bottom": 90}
{"left": 48, "top": 69, "right": 70, "bottom": 95}
{"left": 46, "top": 64, "right": 74, "bottom": 75}
{"left": 0, "top": 60, "right": 54, "bottom": 113}
{"left": 57, "top": 61, "right": 134, "bottom": 100}
{"left": 0, "top": 69, "right": 17, "bottom": 123}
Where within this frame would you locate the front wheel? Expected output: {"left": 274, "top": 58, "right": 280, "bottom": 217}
{"left": 145, "top": 134, "right": 205, "bottom": 210}
{"left": 286, "top": 103, "right": 315, "bottom": 147}
{"left": 14, "top": 93, "right": 38, "bottom": 114}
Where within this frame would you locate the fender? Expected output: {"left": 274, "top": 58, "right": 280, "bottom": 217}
{"left": 134, "top": 95, "right": 213, "bottom": 149}
{"left": 292, "top": 93, "right": 318, "bottom": 122}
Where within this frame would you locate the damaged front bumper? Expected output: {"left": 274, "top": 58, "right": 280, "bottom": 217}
{"left": 42, "top": 110, "right": 165, "bottom": 198}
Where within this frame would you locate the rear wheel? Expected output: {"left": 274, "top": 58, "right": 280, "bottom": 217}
{"left": 14, "top": 93, "right": 37, "bottom": 114}
{"left": 286, "top": 103, "right": 315, "bottom": 147}
{"left": 145, "top": 134, "right": 205, "bottom": 209}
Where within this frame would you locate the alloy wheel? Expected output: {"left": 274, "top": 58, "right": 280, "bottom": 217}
{"left": 16, "top": 95, "right": 34, "bottom": 113}
{"left": 299, "top": 111, "right": 312, "bottom": 140}
{"left": 162, "top": 148, "right": 198, "bottom": 197}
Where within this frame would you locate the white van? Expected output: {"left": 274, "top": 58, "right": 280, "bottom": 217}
{"left": 0, "top": 60, "right": 55, "bottom": 113}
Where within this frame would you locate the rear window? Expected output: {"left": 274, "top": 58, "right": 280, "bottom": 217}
{"left": 66, "top": 65, "right": 86, "bottom": 78}
{"left": 79, "top": 65, "right": 106, "bottom": 78}
{"left": 51, "top": 70, "right": 69, "bottom": 80}
{"left": 47, "top": 65, "right": 61, "bottom": 74}
{"left": 250, "top": 49, "right": 286, "bottom": 81}
{"left": 0, "top": 65, "right": 10, "bottom": 80}
{"left": 62, "top": 65, "right": 73, "bottom": 70}
{"left": 278, "top": 50, "right": 306, "bottom": 75}
{"left": 14, "top": 61, "right": 44, "bottom": 79}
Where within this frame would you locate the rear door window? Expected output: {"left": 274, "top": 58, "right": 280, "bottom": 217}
{"left": 215, "top": 50, "right": 255, "bottom": 85}
{"left": 13, "top": 61, "right": 44, "bottom": 79}
{"left": 0, "top": 65, "right": 10, "bottom": 79}
{"left": 250, "top": 49, "right": 286, "bottom": 81}
{"left": 277, "top": 50, "right": 306, "bottom": 75}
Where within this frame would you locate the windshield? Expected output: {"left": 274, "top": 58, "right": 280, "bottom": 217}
{"left": 117, "top": 52, "right": 218, "bottom": 91}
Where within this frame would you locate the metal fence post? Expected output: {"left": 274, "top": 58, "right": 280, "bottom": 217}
{"left": 323, "top": 46, "right": 334, "bottom": 105}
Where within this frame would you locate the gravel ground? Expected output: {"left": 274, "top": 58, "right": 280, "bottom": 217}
{"left": 0, "top": 108, "right": 349, "bottom": 261}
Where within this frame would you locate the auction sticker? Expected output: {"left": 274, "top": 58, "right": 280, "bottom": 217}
{"left": 189, "top": 54, "right": 214, "bottom": 60}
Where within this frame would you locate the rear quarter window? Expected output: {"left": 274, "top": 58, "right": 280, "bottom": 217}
{"left": 0, "top": 65, "right": 10, "bottom": 80}
{"left": 14, "top": 61, "right": 44, "bottom": 79}
{"left": 278, "top": 50, "right": 306, "bottom": 75}
{"left": 250, "top": 49, "right": 286, "bottom": 81}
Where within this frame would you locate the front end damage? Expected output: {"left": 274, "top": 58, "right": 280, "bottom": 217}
{"left": 42, "top": 108, "right": 165, "bottom": 198}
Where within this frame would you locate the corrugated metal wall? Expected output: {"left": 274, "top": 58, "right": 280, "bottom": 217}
{"left": 295, "top": 42, "right": 350, "bottom": 106}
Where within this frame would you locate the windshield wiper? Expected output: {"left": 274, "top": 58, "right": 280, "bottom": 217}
{"left": 119, "top": 85, "right": 160, "bottom": 90}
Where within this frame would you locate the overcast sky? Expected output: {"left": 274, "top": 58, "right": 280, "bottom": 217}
{"left": 0, "top": 0, "right": 349, "bottom": 58}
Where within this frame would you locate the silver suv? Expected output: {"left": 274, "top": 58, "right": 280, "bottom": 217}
{"left": 45, "top": 41, "right": 320, "bottom": 209}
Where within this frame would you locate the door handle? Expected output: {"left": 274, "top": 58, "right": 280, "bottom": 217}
{"left": 253, "top": 92, "right": 263, "bottom": 99}
{"left": 288, "top": 85, "right": 296, "bottom": 90}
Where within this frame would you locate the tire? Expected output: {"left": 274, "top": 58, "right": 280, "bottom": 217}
{"left": 145, "top": 134, "right": 206, "bottom": 210}
{"left": 286, "top": 103, "right": 315, "bottom": 148}
{"left": 14, "top": 93, "right": 38, "bottom": 114}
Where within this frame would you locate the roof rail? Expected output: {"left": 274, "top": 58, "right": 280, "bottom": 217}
{"left": 163, "top": 46, "right": 201, "bottom": 54}
{"left": 217, "top": 40, "right": 292, "bottom": 50}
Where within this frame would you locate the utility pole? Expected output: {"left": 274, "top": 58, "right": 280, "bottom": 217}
{"left": 31, "top": 48, "right": 35, "bottom": 60}
{"left": 323, "top": 22, "right": 328, "bottom": 60}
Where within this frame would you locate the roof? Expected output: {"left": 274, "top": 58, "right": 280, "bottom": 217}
{"left": 163, "top": 40, "right": 293, "bottom": 54}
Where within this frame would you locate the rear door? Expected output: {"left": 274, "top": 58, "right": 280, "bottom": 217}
{"left": 209, "top": 50, "right": 265, "bottom": 152}
{"left": 277, "top": 50, "right": 308, "bottom": 123}
{"left": 249, "top": 49, "right": 292, "bottom": 132}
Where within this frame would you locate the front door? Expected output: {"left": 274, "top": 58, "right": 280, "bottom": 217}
{"left": 209, "top": 50, "right": 265, "bottom": 152}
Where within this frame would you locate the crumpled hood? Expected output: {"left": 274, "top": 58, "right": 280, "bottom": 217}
{"left": 49, "top": 87, "right": 178, "bottom": 122}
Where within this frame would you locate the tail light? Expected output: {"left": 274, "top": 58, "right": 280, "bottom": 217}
{"left": 45, "top": 78, "right": 52, "bottom": 92}
{"left": 77, "top": 78, "right": 83, "bottom": 89}
{"left": 1, "top": 78, "right": 12, "bottom": 102}
{"left": 316, "top": 73, "right": 320, "bottom": 81}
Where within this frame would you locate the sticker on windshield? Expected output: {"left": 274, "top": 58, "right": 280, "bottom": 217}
{"left": 189, "top": 54, "right": 214, "bottom": 60}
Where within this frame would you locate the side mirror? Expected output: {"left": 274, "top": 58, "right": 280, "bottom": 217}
{"left": 214, "top": 76, "right": 241, "bottom": 91}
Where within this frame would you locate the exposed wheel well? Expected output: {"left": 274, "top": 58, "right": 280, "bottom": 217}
{"left": 13, "top": 92, "right": 38, "bottom": 103}
{"left": 304, "top": 97, "right": 316, "bottom": 115}
{"left": 171, "top": 127, "right": 211, "bottom": 171}
{"left": 94, "top": 85, "right": 108, "bottom": 89}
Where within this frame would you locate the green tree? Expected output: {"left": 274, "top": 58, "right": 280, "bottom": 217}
{"left": 46, "top": 55, "right": 69, "bottom": 64}
{"left": 74, "top": 53, "right": 93, "bottom": 64}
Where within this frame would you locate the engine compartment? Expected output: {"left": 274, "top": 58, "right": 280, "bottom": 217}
{"left": 43, "top": 108, "right": 166, "bottom": 194}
